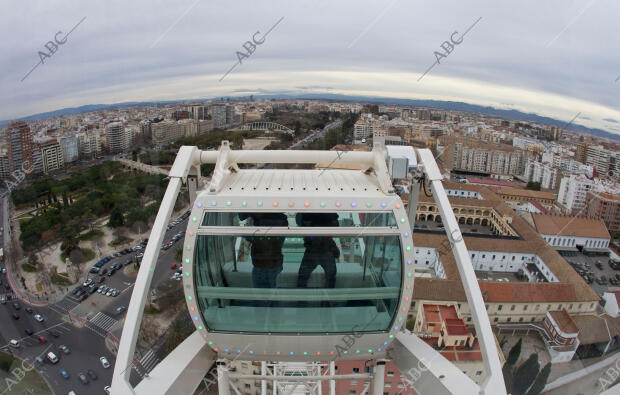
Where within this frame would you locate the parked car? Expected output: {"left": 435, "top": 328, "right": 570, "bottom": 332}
{"left": 104, "top": 385, "right": 111, "bottom": 394}
{"left": 34, "top": 314, "right": 44, "bottom": 322}
{"left": 9, "top": 339, "right": 20, "bottom": 348}
{"left": 170, "top": 263, "right": 177, "bottom": 270}
{"left": 47, "top": 352, "right": 59, "bottom": 364}
{"left": 89, "top": 267, "right": 100, "bottom": 274}
{"left": 125, "top": 259, "right": 133, "bottom": 266}
{"left": 596, "top": 261, "right": 603, "bottom": 270}
{"left": 107, "top": 268, "right": 116, "bottom": 277}
{"left": 38, "top": 335, "right": 47, "bottom": 344}
{"left": 59, "top": 345, "right": 70, "bottom": 354}
{"left": 24, "top": 328, "right": 33, "bottom": 336}
{"left": 97, "top": 276, "right": 106, "bottom": 284}
{"left": 25, "top": 307, "right": 33, "bottom": 314}
{"left": 78, "top": 372, "right": 89, "bottom": 384}
{"left": 48, "top": 329, "right": 60, "bottom": 338}
{"left": 75, "top": 288, "right": 86, "bottom": 297}
{"left": 98, "top": 285, "right": 108, "bottom": 294}
{"left": 78, "top": 293, "right": 89, "bottom": 302}
{"left": 87, "top": 369, "right": 98, "bottom": 380}
{"left": 12, "top": 302, "right": 20, "bottom": 310}
{"left": 89, "top": 285, "right": 99, "bottom": 294}
{"left": 115, "top": 306, "right": 126, "bottom": 315}
{"left": 100, "top": 268, "right": 108, "bottom": 275}
{"left": 35, "top": 356, "right": 44, "bottom": 364}
{"left": 60, "top": 369, "right": 70, "bottom": 379}
{"left": 100, "top": 356, "right": 110, "bottom": 368}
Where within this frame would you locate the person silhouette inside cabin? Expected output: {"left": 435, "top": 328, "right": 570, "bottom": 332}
{"left": 296, "top": 213, "right": 340, "bottom": 289}
{"left": 239, "top": 212, "right": 288, "bottom": 289}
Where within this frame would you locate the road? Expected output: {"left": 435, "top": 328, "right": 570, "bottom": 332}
{"left": 0, "top": 196, "right": 190, "bottom": 395}
{"left": 290, "top": 119, "right": 343, "bottom": 150}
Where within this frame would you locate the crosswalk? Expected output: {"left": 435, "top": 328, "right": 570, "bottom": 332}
{"left": 89, "top": 312, "right": 118, "bottom": 331}
{"left": 139, "top": 349, "right": 159, "bottom": 373}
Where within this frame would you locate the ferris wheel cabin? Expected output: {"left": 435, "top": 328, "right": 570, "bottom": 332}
{"left": 111, "top": 142, "right": 506, "bottom": 395}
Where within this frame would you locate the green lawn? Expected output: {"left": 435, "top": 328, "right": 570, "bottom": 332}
{"left": 0, "top": 353, "right": 52, "bottom": 395}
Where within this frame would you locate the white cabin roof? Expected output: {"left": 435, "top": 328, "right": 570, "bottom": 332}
{"left": 208, "top": 169, "right": 387, "bottom": 198}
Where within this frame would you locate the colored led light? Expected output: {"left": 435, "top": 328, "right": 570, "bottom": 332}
{"left": 368, "top": 349, "right": 372, "bottom": 353}
{"left": 384, "top": 342, "right": 388, "bottom": 345}
{"left": 351, "top": 202, "right": 357, "bottom": 207}
{"left": 185, "top": 259, "right": 190, "bottom": 263}
{"left": 394, "top": 326, "right": 399, "bottom": 330}
{"left": 226, "top": 201, "right": 231, "bottom": 206}
{"left": 335, "top": 202, "right": 341, "bottom": 207}
{"left": 185, "top": 272, "right": 190, "bottom": 276}
{"left": 317, "top": 352, "right": 321, "bottom": 355}
{"left": 399, "top": 317, "right": 403, "bottom": 321}
{"left": 404, "top": 232, "right": 409, "bottom": 237}
{"left": 211, "top": 201, "right": 217, "bottom": 206}
{"left": 406, "top": 246, "right": 411, "bottom": 251}
{"left": 276, "top": 352, "right": 280, "bottom": 355}
{"left": 242, "top": 201, "right": 247, "bottom": 207}
{"left": 330, "top": 351, "right": 334, "bottom": 355}
{"left": 303, "top": 352, "right": 308, "bottom": 355}
{"left": 381, "top": 202, "right": 387, "bottom": 208}
{"left": 208, "top": 341, "right": 213, "bottom": 345}
{"left": 196, "top": 202, "right": 202, "bottom": 208}
{"left": 405, "top": 297, "right": 409, "bottom": 301}
{"left": 190, "top": 306, "right": 195, "bottom": 311}
{"left": 402, "top": 307, "right": 407, "bottom": 312}
{"left": 366, "top": 202, "right": 372, "bottom": 208}
{"left": 304, "top": 201, "right": 310, "bottom": 207}
{"left": 192, "top": 217, "right": 197, "bottom": 222}
{"left": 408, "top": 273, "right": 413, "bottom": 278}
{"left": 189, "top": 231, "right": 194, "bottom": 236}
{"left": 257, "top": 201, "right": 263, "bottom": 207}
{"left": 225, "top": 349, "right": 229, "bottom": 353}
{"left": 186, "top": 245, "right": 191, "bottom": 250}
{"left": 378, "top": 348, "right": 382, "bottom": 352}
{"left": 188, "top": 296, "right": 193, "bottom": 300}
{"left": 396, "top": 204, "right": 401, "bottom": 209}
{"left": 273, "top": 201, "right": 279, "bottom": 207}
{"left": 343, "top": 351, "right": 348, "bottom": 354}
{"left": 355, "top": 350, "right": 360, "bottom": 354}
{"left": 290, "top": 351, "right": 294, "bottom": 355}
{"left": 237, "top": 350, "right": 241, "bottom": 353}
{"left": 320, "top": 202, "right": 326, "bottom": 207}
{"left": 198, "top": 325, "right": 203, "bottom": 330}
{"left": 389, "top": 335, "right": 394, "bottom": 338}
{"left": 288, "top": 201, "right": 294, "bottom": 207}
{"left": 249, "top": 350, "right": 254, "bottom": 355}
{"left": 407, "top": 259, "right": 412, "bottom": 265}
{"left": 400, "top": 218, "right": 406, "bottom": 223}
{"left": 193, "top": 317, "right": 198, "bottom": 321}
{"left": 263, "top": 351, "right": 267, "bottom": 355}
{"left": 203, "top": 334, "right": 207, "bottom": 338}
{"left": 214, "top": 348, "right": 219, "bottom": 352}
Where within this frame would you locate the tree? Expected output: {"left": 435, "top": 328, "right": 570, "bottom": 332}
{"left": 174, "top": 247, "right": 183, "bottom": 263}
{"left": 526, "top": 181, "right": 541, "bottom": 191}
{"left": 109, "top": 207, "right": 125, "bottom": 228}
{"left": 507, "top": 338, "right": 522, "bottom": 366}
{"left": 513, "top": 353, "right": 539, "bottom": 394}
{"left": 526, "top": 362, "right": 551, "bottom": 395}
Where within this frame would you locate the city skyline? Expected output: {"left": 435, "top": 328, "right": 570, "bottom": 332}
{"left": 2, "top": 0, "right": 620, "bottom": 135}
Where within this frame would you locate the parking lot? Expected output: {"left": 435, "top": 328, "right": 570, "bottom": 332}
{"left": 560, "top": 250, "right": 620, "bottom": 296}
{"left": 415, "top": 220, "right": 495, "bottom": 236}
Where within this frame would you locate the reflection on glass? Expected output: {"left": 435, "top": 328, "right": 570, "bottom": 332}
{"left": 194, "top": 233, "right": 402, "bottom": 333}
{"left": 201, "top": 211, "right": 398, "bottom": 227}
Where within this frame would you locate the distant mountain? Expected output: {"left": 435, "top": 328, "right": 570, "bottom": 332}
{"left": 2, "top": 93, "right": 618, "bottom": 141}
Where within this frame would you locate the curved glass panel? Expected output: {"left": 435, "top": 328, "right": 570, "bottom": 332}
{"left": 201, "top": 211, "right": 398, "bottom": 227}
{"left": 194, "top": 232, "right": 402, "bottom": 333}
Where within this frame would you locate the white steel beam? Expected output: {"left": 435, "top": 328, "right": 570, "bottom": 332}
{"left": 416, "top": 148, "right": 506, "bottom": 394}
{"left": 371, "top": 361, "right": 386, "bottom": 395}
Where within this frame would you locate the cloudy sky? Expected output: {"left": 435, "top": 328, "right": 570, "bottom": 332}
{"left": 1, "top": 0, "right": 620, "bottom": 135}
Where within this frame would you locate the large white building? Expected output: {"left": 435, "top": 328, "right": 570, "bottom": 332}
{"left": 557, "top": 174, "right": 595, "bottom": 212}
{"left": 586, "top": 145, "right": 619, "bottom": 180}
{"left": 106, "top": 122, "right": 130, "bottom": 152}
{"left": 523, "top": 160, "right": 558, "bottom": 189}
{"left": 78, "top": 131, "right": 102, "bottom": 159}
{"left": 58, "top": 135, "right": 79, "bottom": 163}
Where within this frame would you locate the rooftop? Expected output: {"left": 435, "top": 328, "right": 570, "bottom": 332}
{"left": 531, "top": 214, "right": 611, "bottom": 239}
{"left": 548, "top": 309, "right": 579, "bottom": 334}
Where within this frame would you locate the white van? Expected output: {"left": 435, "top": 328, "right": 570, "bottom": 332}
{"left": 9, "top": 339, "right": 19, "bottom": 348}
{"left": 47, "top": 352, "right": 59, "bottom": 364}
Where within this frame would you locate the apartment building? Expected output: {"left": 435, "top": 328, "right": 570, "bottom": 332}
{"left": 40, "top": 140, "right": 65, "bottom": 173}
{"left": 77, "top": 131, "right": 102, "bottom": 159}
{"left": 441, "top": 137, "right": 526, "bottom": 176}
{"left": 523, "top": 160, "right": 558, "bottom": 190}
{"left": 6, "top": 121, "right": 35, "bottom": 174}
{"left": 557, "top": 174, "right": 596, "bottom": 213}
{"left": 58, "top": 135, "right": 79, "bottom": 163}
{"left": 586, "top": 145, "right": 619, "bottom": 180}
{"left": 585, "top": 191, "right": 620, "bottom": 232}
{"left": 106, "top": 121, "right": 129, "bottom": 152}
{"left": 151, "top": 120, "right": 185, "bottom": 145}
